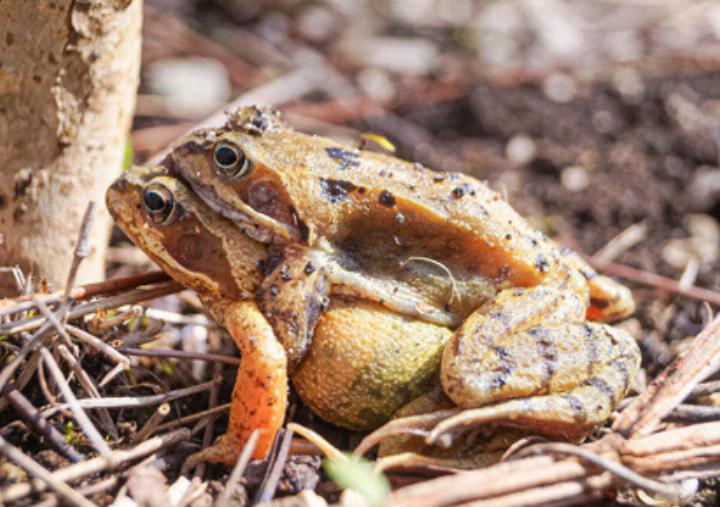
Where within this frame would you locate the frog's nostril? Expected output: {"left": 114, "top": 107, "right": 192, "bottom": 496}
{"left": 109, "top": 177, "right": 129, "bottom": 193}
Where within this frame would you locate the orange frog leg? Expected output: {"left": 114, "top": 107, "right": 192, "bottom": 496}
{"left": 187, "top": 299, "right": 288, "bottom": 465}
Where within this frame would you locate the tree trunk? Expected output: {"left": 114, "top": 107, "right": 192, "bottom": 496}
{"left": 0, "top": 0, "right": 142, "bottom": 296}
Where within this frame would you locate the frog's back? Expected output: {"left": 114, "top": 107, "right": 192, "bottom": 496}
{"left": 247, "top": 119, "right": 571, "bottom": 293}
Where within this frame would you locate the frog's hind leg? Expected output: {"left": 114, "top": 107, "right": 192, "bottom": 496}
{"left": 586, "top": 274, "right": 636, "bottom": 322}
{"left": 434, "top": 319, "right": 640, "bottom": 446}
{"left": 186, "top": 300, "right": 288, "bottom": 465}
{"left": 561, "top": 249, "right": 635, "bottom": 322}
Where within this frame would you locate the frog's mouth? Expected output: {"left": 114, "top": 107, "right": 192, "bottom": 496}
{"left": 185, "top": 176, "right": 299, "bottom": 245}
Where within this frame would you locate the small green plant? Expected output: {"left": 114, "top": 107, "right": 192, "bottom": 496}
{"left": 122, "top": 139, "right": 134, "bottom": 170}
{"left": 323, "top": 454, "right": 390, "bottom": 507}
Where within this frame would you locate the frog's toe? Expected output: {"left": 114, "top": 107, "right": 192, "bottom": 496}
{"left": 185, "top": 434, "right": 240, "bottom": 466}
{"left": 354, "top": 409, "right": 459, "bottom": 457}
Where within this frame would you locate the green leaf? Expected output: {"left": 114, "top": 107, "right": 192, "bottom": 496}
{"left": 323, "top": 454, "right": 390, "bottom": 507}
{"left": 122, "top": 139, "right": 134, "bottom": 170}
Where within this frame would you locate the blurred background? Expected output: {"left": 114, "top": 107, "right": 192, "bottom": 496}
{"left": 122, "top": 0, "right": 720, "bottom": 356}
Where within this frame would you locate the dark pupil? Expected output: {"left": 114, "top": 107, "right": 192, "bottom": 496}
{"left": 144, "top": 191, "right": 166, "bottom": 211}
{"left": 215, "top": 146, "right": 239, "bottom": 167}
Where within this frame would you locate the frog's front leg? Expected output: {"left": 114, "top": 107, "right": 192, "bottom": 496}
{"left": 187, "top": 299, "right": 287, "bottom": 465}
{"left": 434, "top": 285, "right": 640, "bottom": 444}
{"left": 257, "top": 245, "right": 330, "bottom": 370}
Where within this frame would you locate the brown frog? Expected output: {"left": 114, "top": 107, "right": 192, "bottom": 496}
{"left": 110, "top": 105, "right": 641, "bottom": 463}
{"left": 107, "top": 166, "right": 454, "bottom": 464}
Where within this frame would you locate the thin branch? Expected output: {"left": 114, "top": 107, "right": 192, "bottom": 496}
{"left": 57, "top": 344, "right": 118, "bottom": 439}
{"left": 66, "top": 324, "right": 130, "bottom": 369}
{"left": 0, "top": 435, "right": 95, "bottom": 507}
{"left": 41, "top": 377, "right": 222, "bottom": 414}
{"left": 1, "top": 383, "right": 84, "bottom": 463}
{"left": 33, "top": 476, "right": 119, "bottom": 507}
{"left": 153, "top": 403, "right": 230, "bottom": 435}
{"left": 0, "top": 428, "right": 190, "bottom": 504}
{"left": 120, "top": 347, "right": 240, "bottom": 366}
{"left": 0, "top": 281, "right": 183, "bottom": 335}
{"left": 0, "top": 271, "right": 170, "bottom": 318}
{"left": 194, "top": 366, "right": 222, "bottom": 479}
{"left": 62, "top": 202, "right": 96, "bottom": 304}
{"left": 255, "top": 427, "right": 295, "bottom": 504}
{"left": 216, "top": 429, "right": 261, "bottom": 507}
{"left": 39, "top": 347, "right": 113, "bottom": 461}
{"left": 613, "top": 314, "right": 720, "bottom": 437}
{"left": 132, "top": 402, "right": 170, "bottom": 444}
{"left": 591, "top": 259, "right": 720, "bottom": 306}
{"left": 516, "top": 442, "right": 685, "bottom": 500}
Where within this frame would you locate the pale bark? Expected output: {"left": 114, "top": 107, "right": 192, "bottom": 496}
{"left": 0, "top": 0, "right": 142, "bottom": 296}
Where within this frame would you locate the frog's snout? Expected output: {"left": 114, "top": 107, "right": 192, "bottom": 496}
{"left": 106, "top": 176, "right": 133, "bottom": 218}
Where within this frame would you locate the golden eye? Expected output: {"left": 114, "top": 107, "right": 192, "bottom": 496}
{"left": 213, "top": 142, "right": 251, "bottom": 178}
{"left": 143, "top": 183, "right": 176, "bottom": 224}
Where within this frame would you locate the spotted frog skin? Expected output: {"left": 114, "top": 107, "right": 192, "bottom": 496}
{"left": 107, "top": 166, "right": 454, "bottom": 464}
{"left": 109, "top": 106, "right": 641, "bottom": 463}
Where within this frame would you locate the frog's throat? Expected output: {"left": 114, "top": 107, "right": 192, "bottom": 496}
{"left": 188, "top": 179, "right": 297, "bottom": 244}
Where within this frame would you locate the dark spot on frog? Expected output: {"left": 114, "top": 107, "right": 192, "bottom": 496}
{"left": 14, "top": 175, "right": 32, "bottom": 199}
{"left": 357, "top": 187, "right": 366, "bottom": 195}
{"left": 298, "top": 220, "right": 309, "bottom": 242}
{"left": 451, "top": 184, "right": 475, "bottom": 199}
{"left": 319, "top": 178, "right": 357, "bottom": 203}
{"left": 378, "top": 190, "right": 396, "bottom": 207}
{"left": 505, "top": 233, "right": 512, "bottom": 241}
{"left": 536, "top": 254, "right": 550, "bottom": 272}
{"left": 590, "top": 297, "right": 610, "bottom": 309}
{"left": 303, "top": 261, "right": 315, "bottom": 275}
{"left": 6, "top": 32, "right": 14, "bottom": 46}
{"left": 269, "top": 284, "right": 279, "bottom": 298}
{"left": 0, "top": 194, "right": 5, "bottom": 209}
{"left": 259, "top": 247, "right": 285, "bottom": 276}
{"left": 325, "top": 147, "right": 360, "bottom": 170}
{"left": 249, "top": 110, "right": 270, "bottom": 134}
{"left": 289, "top": 206, "right": 309, "bottom": 242}
{"left": 279, "top": 265, "right": 293, "bottom": 281}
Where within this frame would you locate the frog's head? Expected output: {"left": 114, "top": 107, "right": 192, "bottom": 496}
{"left": 106, "top": 165, "right": 265, "bottom": 300}
{"left": 164, "top": 106, "right": 314, "bottom": 244}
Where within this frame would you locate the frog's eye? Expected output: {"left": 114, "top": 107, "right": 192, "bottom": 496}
{"left": 213, "top": 142, "right": 251, "bottom": 178}
{"left": 143, "top": 184, "right": 176, "bottom": 224}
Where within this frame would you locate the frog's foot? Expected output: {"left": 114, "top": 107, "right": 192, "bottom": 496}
{"left": 560, "top": 249, "right": 636, "bottom": 322}
{"left": 434, "top": 318, "right": 640, "bottom": 447}
{"left": 354, "top": 409, "right": 460, "bottom": 457}
{"left": 586, "top": 275, "right": 636, "bottom": 322}
{"left": 199, "top": 300, "right": 288, "bottom": 464}
{"left": 186, "top": 433, "right": 259, "bottom": 467}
